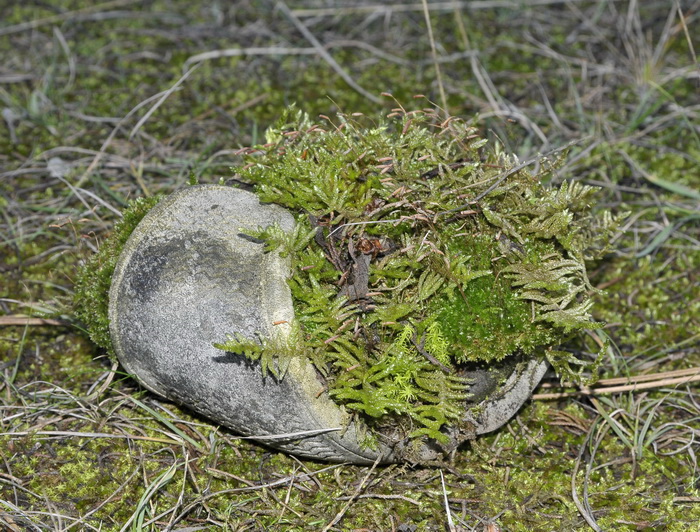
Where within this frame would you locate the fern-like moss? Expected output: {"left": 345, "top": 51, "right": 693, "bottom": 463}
{"left": 218, "top": 105, "right": 626, "bottom": 442}
{"left": 213, "top": 320, "right": 310, "bottom": 379}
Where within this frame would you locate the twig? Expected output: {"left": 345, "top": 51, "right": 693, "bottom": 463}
{"left": 411, "top": 335, "right": 452, "bottom": 374}
{"left": 309, "top": 214, "right": 348, "bottom": 271}
{"left": 595, "top": 366, "right": 700, "bottom": 386}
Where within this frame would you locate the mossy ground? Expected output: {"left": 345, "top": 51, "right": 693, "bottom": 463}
{"left": 1, "top": 1, "right": 698, "bottom": 530}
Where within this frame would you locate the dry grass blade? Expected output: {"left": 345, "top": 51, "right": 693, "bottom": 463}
{"left": 335, "top": 493, "right": 421, "bottom": 505}
{"left": 72, "top": 91, "right": 169, "bottom": 193}
{"left": 63, "top": 467, "right": 141, "bottom": 531}
{"left": 2, "top": 430, "right": 186, "bottom": 446}
{"left": 179, "top": 463, "right": 344, "bottom": 510}
{"left": 119, "top": 460, "right": 179, "bottom": 532}
{"left": 421, "top": 0, "right": 448, "bottom": 113}
{"left": 0, "top": 513, "right": 23, "bottom": 532}
{"left": 675, "top": 1, "right": 699, "bottom": 77}
{"left": 0, "top": 316, "right": 70, "bottom": 327}
{"left": 0, "top": 502, "right": 45, "bottom": 532}
{"left": 126, "top": 396, "right": 203, "bottom": 449}
{"left": 322, "top": 456, "right": 381, "bottom": 531}
{"left": 440, "top": 138, "right": 585, "bottom": 215}
{"left": 618, "top": 149, "right": 700, "bottom": 201}
{"left": 184, "top": 47, "right": 318, "bottom": 71}
{"left": 128, "top": 64, "right": 200, "bottom": 140}
{"left": 469, "top": 55, "right": 549, "bottom": 146}
{"left": 597, "top": 366, "right": 700, "bottom": 386}
{"left": 533, "top": 366, "right": 700, "bottom": 400}
{"left": 636, "top": 214, "right": 700, "bottom": 258}
{"left": 85, "top": 360, "right": 120, "bottom": 401}
{"left": 0, "top": 0, "right": 141, "bottom": 36}
{"left": 275, "top": 0, "right": 382, "bottom": 104}
{"left": 291, "top": 0, "right": 600, "bottom": 18}
{"left": 441, "top": 469, "right": 456, "bottom": 531}
{"left": 571, "top": 422, "right": 602, "bottom": 532}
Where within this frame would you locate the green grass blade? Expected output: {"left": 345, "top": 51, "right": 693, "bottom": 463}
{"left": 641, "top": 173, "right": 700, "bottom": 201}
{"left": 126, "top": 461, "right": 178, "bottom": 532}
{"left": 128, "top": 396, "right": 202, "bottom": 450}
{"left": 637, "top": 215, "right": 700, "bottom": 257}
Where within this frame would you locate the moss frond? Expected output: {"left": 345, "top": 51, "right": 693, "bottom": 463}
{"left": 213, "top": 320, "right": 308, "bottom": 379}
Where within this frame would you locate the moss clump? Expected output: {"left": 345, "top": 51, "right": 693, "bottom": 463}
{"left": 73, "top": 195, "right": 161, "bottom": 357}
{"left": 215, "top": 106, "right": 626, "bottom": 442}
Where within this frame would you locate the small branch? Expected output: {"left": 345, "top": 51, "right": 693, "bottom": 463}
{"left": 308, "top": 214, "right": 347, "bottom": 271}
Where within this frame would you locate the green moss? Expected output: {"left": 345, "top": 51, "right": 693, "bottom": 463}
{"left": 592, "top": 252, "right": 700, "bottom": 365}
{"left": 73, "top": 195, "right": 162, "bottom": 357}
{"left": 435, "top": 275, "right": 538, "bottom": 358}
{"left": 215, "top": 106, "right": 625, "bottom": 443}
